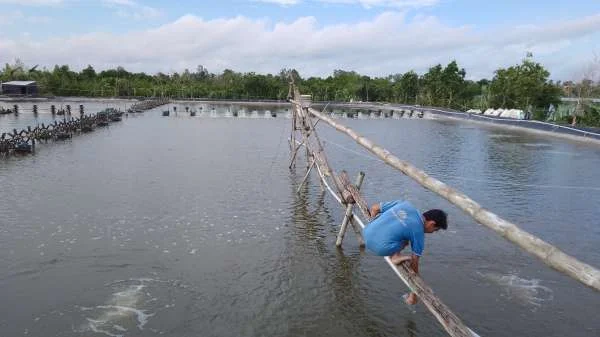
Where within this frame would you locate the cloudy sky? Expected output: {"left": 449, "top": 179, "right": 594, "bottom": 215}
{"left": 0, "top": 0, "right": 599, "bottom": 80}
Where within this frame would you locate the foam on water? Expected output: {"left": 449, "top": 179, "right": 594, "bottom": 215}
{"left": 521, "top": 143, "right": 553, "bottom": 148}
{"left": 478, "top": 271, "right": 554, "bottom": 309}
{"left": 78, "top": 280, "right": 156, "bottom": 337}
{"left": 489, "top": 134, "right": 518, "bottom": 139}
{"left": 540, "top": 150, "right": 581, "bottom": 157}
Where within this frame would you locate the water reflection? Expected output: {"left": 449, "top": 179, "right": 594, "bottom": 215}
{"left": 289, "top": 169, "right": 330, "bottom": 254}
{"left": 405, "top": 319, "right": 419, "bottom": 337}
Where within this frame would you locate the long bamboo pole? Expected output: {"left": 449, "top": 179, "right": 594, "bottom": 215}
{"left": 308, "top": 106, "right": 600, "bottom": 292}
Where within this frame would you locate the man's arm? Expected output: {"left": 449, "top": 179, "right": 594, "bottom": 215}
{"left": 406, "top": 254, "right": 420, "bottom": 305}
{"left": 410, "top": 254, "right": 419, "bottom": 275}
{"left": 370, "top": 200, "right": 403, "bottom": 218}
{"left": 369, "top": 203, "right": 381, "bottom": 218}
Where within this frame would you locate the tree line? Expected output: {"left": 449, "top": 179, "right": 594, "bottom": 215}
{"left": 1, "top": 57, "right": 599, "bottom": 123}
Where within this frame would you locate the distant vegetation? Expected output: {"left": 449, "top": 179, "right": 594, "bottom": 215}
{"left": 1, "top": 56, "right": 599, "bottom": 124}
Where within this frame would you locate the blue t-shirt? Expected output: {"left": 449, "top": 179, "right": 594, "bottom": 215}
{"left": 362, "top": 200, "right": 425, "bottom": 257}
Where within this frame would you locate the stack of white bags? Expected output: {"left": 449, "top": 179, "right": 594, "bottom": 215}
{"left": 472, "top": 108, "right": 525, "bottom": 119}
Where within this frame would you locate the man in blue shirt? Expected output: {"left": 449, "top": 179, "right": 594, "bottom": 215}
{"left": 363, "top": 200, "right": 448, "bottom": 305}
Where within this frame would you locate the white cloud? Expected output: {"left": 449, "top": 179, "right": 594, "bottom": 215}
{"left": 257, "top": 0, "right": 438, "bottom": 8}
{"left": 316, "top": 0, "right": 438, "bottom": 9}
{"left": 25, "top": 15, "right": 52, "bottom": 24}
{"left": 1, "top": 12, "right": 599, "bottom": 80}
{"left": 256, "top": 0, "right": 301, "bottom": 6}
{"left": 0, "top": 11, "right": 23, "bottom": 25}
{"left": 102, "top": 0, "right": 162, "bottom": 20}
{"left": 0, "top": 10, "right": 51, "bottom": 25}
{"left": 0, "top": 0, "right": 62, "bottom": 4}
{"left": 103, "top": 0, "right": 137, "bottom": 5}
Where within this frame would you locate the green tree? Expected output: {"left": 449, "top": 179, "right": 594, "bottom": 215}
{"left": 418, "top": 61, "right": 467, "bottom": 108}
{"left": 489, "top": 57, "right": 560, "bottom": 115}
{"left": 3, "top": 57, "right": 567, "bottom": 118}
{"left": 393, "top": 71, "right": 419, "bottom": 104}
{"left": 81, "top": 65, "right": 97, "bottom": 80}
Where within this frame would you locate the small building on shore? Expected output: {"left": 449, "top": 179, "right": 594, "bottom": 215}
{"left": 1, "top": 81, "right": 38, "bottom": 96}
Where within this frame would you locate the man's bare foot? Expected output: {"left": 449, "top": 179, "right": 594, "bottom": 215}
{"left": 404, "top": 292, "right": 418, "bottom": 305}
{"left": 390, "top": 254, "right": 411, "bottom": 265}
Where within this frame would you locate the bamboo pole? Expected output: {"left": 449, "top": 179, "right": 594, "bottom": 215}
{"left": 337, "top": 171, "right": 366, "bottom": 246}
{"left": 307, "top": 106, "right": 600, "bottom": 292}
{"left": 306, "top": 146, "right": 311, "bottom": 169}
{"left": 338, "top": 170, "right": 371, "bottom": 220}
{"left": 336, "top": 171, "right": 365, "bottom": 247}
{"left": 297, "top": 158, "right": 316, "bottom": 193}
{"left": 290, "top": 107, "right": 296, "bottom": 152}
{"left": 289, "top": 140, "right": 305, "bottom": 169}
{"left": 349, "top": 217, "right": 365, "bottom": 247}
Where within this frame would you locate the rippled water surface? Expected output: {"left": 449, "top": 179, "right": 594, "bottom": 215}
{"left": 1, "top": 100, "right": 599, "bottom": 337}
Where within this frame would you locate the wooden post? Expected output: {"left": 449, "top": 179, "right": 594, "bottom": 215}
{"left": 340, "top": 171, "right": 367, "bottom": 247}
{"left": 317, "top": 168, "right": 325, "bottom": 192}
{"left": 289, "top": 140, "right": 304, "bottom": 169}
{"left": 306, "top": 146, "right": 311, "bottom": 169}
{"left": 290, "top": 108, "right": 296, "bottom": 151}
{"left": 289, "top": 108, "right": 298, "bottom": 167}
{"left": 336, "top": 171, "right": 365, "bottom": 247}
{"left": 349, "top": 217, "right": 365, "bottom": 247}
{"left": 338, "top": 170, "right": 371, "bottom": 219}
{"left": 297, "top": 157, "right": 316, "bottom": 193}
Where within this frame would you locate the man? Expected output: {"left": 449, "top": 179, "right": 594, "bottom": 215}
{"left": 363, "top": 200, "right": 448, "bottom": 305}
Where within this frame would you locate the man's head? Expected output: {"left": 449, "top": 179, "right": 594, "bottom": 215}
{"left": 422, "top": 209, "right": 448, "bottom": 233}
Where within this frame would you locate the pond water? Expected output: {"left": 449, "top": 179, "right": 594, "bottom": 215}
{"left": 1, "top": 99, "right": 599, "bottom": 337}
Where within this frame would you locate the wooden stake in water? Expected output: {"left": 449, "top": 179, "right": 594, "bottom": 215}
{"left": 297, "top": 158, "right": 316, "bottom": 193}
{"left": 336, "top": 171, "right": 365, "bottom": 247}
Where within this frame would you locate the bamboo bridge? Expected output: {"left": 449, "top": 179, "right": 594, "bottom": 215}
{"left": 286, "top": 81, "right": 600, "bottom": 337}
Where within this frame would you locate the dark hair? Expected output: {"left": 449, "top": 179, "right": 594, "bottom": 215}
{"left": 423, "top": 209, "right": 448, "bottom": 230}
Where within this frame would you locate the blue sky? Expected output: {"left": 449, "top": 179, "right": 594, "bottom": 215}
{"left": 1, "top": 0, "right": 599, "bottom": 80}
